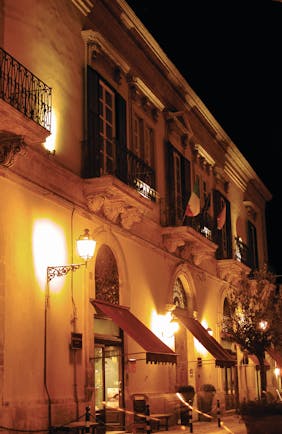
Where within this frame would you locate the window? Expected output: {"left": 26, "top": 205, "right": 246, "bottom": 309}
{"left": 165, "top": 142, "right": 191, "bottom": 225}
{"left": 173, "top": 277, "right": 187, "bottom": 309}
{"left": 247, "top": 221, "right": 258, "bottom": 270}
{"left": 213, "top": 190, "right": 232, "bottom": 259}
{"left": 98, "top": 80, "right": 116, "bottom": 175}
{"left": 85, "top": 66, "right": 127, "bottom": 180}
{"left": 132, "top": 112, "right": 155, "bottom": 167}
{"left": 173, "top": 152, "right": 183, "bottom": 221}
{"left": 95, "top": 245, "right": 119, "bottom": 305}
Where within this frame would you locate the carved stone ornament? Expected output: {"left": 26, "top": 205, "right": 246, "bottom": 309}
{"left": 217, "top": 259, "right": 250, "bottom": 285}
{"left": 180, "top": 242, "right": 214, "bottom": 266}
{"left": 0, "top": 132, "right": 25, "bottom": 167}
{"left": 87, "top": 193, "right": 143, "bottom": 229}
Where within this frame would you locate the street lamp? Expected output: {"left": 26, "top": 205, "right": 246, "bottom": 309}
{"left": 47, "top": 228, "right": 96, "bottom": 281}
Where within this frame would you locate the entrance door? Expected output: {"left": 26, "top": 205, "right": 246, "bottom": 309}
{"left": 94, "top": 343, "right": 124, "bottom": 430}
{"left": 223, "top": 366, "right": 239, "bottom": 410}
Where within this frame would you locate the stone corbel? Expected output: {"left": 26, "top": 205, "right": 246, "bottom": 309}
{"left": 114, "top": 66, "right": 122, "bottom": 85}
{"left": 87, "top": 194, "right": 105, "bottom": 213}
{"left": 213, "top": 165, "right": 229, "bottom": 190}
{"left": 179, "top": 242, "right": 214, "bottom": 266}
{"left": 90, "top": 41, "right": 102, "bottom": 60}
{"left": 163, "top": 235, "right": 185, "bottom": 253}
{"left": 129, "top": 83, "right": 138, "bottom": 100}
{"left": 86, "top": 194, "right": 143, "bottom": 229}
{"left": 217, "top": 261, "right": 249, "bottom": 285}
{"left": 0, "top": 132, "right": 25, "bottom": 167}
{"left": 120, "top": 207, "right": 143, "bottom": 229}
{"left": 103, "top": 198, "right": 125, "bottom": 223}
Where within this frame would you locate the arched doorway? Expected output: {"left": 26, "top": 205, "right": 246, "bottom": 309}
{"left": 94, "top": 245, "right": 125, "bottom": 430}
{"left": 222, "top": 297, "right": 239, "bottom": 410}
{"left": 173, "top": 277, "right": 188, "bottom": 388}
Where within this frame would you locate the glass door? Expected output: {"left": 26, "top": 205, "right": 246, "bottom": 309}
{"left": 94, "top": 343, "right": 124, "bottom": 430}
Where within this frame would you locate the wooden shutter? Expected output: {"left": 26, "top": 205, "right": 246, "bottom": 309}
{"left": 247, "top": 221, "right": 259, "bottom": 270}
{"left": 213, "top": 190, "right": 232, "bottom": 259}
{"left": 84, "top": 65, "right": 100, "bottom": 178}
{"left": 115, "top": 93, "right": 127, "bottom": 183}
{"left": 165, "top": 142, "right": 176, "bottom": 225}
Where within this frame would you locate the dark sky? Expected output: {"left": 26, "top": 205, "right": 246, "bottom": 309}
{"left": 126, "top": 0, "right": 282, "bottom": 273}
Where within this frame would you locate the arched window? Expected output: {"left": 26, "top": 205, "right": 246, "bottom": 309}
{"left": 173, "top": 277, "right": 187, "bottom": 309}
{"left": 95, "top": 245, "right": 119, "bottom": 304}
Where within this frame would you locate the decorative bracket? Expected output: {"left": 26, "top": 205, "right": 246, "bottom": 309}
{"left": 0, "top": 132, "right": 25, "bottom": 167}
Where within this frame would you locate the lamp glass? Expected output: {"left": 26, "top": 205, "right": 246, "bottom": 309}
{"left": 76, "top": 229, "right": 96, "bottom": 261}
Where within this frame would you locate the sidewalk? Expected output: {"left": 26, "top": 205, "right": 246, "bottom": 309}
{"left": 160, "top": 414, "right": 247, "bottom": 434}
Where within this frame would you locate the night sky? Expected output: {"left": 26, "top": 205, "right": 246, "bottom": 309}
{"left": 126, "top": 0, "right": 282, "bottom": 273}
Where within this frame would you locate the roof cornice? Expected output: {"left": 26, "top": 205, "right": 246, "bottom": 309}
{"left": 117, "top": 0, "right": 271, "bottom": 201}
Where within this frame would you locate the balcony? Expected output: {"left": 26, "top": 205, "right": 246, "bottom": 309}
{"left": 119, "top": 148, "right": 157, "bottom": 202}
{"left": 83, "top": 148, "right": 158, "bottom": 230}
{"left": 0, "top": 47, "right": 52, "bottom": 146}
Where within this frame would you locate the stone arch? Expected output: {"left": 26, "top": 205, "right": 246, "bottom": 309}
{"left": 168, "top": 264, "right": 197, "bottom": 388}
{"left": 92, "top": 227, "right": 130, "bottom": 305}
{"left": 95, "top": 244, "right": 119, "bottom": 304}
{"left": 168, "top": 263, "right": 197, "bottom": 315}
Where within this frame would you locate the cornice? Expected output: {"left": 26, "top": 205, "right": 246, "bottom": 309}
{"left": 128, "top": 76, "right": 165, "bottom": 112}
{"left": 81, "top": 29, "right": 130, "bottom": 74}
{"left": 117, "top": 0, "right": 271, "bottom": 202}
{"left": 225, "top": 144, "right": 272, "bottom": 200}
{"left": 70, "top": 0, "right": 94, "bottom": 16}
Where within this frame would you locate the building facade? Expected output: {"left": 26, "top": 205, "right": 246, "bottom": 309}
{"left": 0, "top": 0, "right": 280, "bottom": 432}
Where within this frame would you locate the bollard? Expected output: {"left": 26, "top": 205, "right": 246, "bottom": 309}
{"left": 85, "top": 405, "right": 91, "bottom": 433}
{"left": 188, "top": 400, "right": 193, "bottom": 433}
{"left": 217, "top": 399, "right": 221, "bottom": 428}
{"left": 145, "top": 404, "right": 151, "bottom": 434}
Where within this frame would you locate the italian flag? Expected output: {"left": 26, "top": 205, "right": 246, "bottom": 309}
{"left": 185, "top": 179, "right": 200, "bottom": 217}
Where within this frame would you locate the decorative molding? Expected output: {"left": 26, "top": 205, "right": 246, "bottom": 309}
{"left": 162, "top": 226, "right": 217, "bottom": 266}
{"left": 217, "top": 259, "right": 250, "bottom": 285}
{"left": 213, "top": 165, "right": 230, "bottom": 192}
{"left": 165, "top": 110, "right": 193, "bottom": 148}
{"left": 243, "top": 201, "right": 257, "bottom": 221}
{"left": 71, "top": 0, "right": 94, "bottom": 16}
{"left": 193, "top": 144, "right": 215, "bottom": 167}
{"left": 0, "top": 132, "right": 25, "bottom": 167}
{"left": 81, "top": 30, "right": 130, "bottom": 74}
{"left": 162, "top": 234, "right": 186, "bottom": 253}
{"left": 191, "top": 143, "right": 214, "bottom": 174}
{"left": 127, "top": 75, "right": 165, "bottom": 112}
{"left": 86, "top": 193, "right": 143, "bottom": 229}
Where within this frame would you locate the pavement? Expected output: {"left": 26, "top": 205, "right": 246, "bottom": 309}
{"left": 158, "top": 414, "right": 247, "bottom": 434}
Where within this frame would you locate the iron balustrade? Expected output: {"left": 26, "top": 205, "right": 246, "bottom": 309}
{"left": 125, "top": 148, "right": 156, "bottom": 201}
{"left": 234, "top": 236, "right": 249, "bottom": 266}
{"left": 0, "top": 47, "right": 52, "bottom": 131}
{"left": 98, "top": 145, "right": 157, "bottom": 202}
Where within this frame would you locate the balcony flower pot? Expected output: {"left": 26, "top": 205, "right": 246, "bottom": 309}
{"left": 197, "top": 384, "right": 216, "bottom": 422}
{"left": 240, "top": 400, "right": 282, "bottom": 434}
{"left": 177, "top": 385, "right": 195, "bottom": 425}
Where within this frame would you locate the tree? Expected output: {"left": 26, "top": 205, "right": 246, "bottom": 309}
{"left": 223, "top": 266, "right": 282, "bottom": 398}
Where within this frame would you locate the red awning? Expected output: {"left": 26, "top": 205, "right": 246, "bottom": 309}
{"left": 174, "top": 307, "right": 236, "bottom": 367}
{"left": 90, "top": 299, "right": 177, "bottom": 365}
{"left": 267, "top": 348, "right": 282, "bottom": 368}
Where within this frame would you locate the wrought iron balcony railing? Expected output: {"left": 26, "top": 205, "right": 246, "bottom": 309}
{"left": 0, "top": 47, "right": 52, "bottom": 131}
{"left": 125, "top": 149, "right": 157, "bottom": 201}
{"left": 98, "top": 146, "right": 157, "bottom": 202}
{"left": 234, "top": 236, "right": 249, "bottom": 266}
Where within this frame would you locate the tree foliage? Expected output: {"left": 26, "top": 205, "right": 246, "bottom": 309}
{"left": 223, "top": 267, "right": 282, "bottom": 391}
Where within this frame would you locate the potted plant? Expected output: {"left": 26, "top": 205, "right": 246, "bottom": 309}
{"left": 177, "top": 385, "right": 195, "bottom": 425}
{"left": 197, "top": 384, "right": 216, "bottom": 421}
{"left": 240, "top": 400, "right": 282, "bottom": 434}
